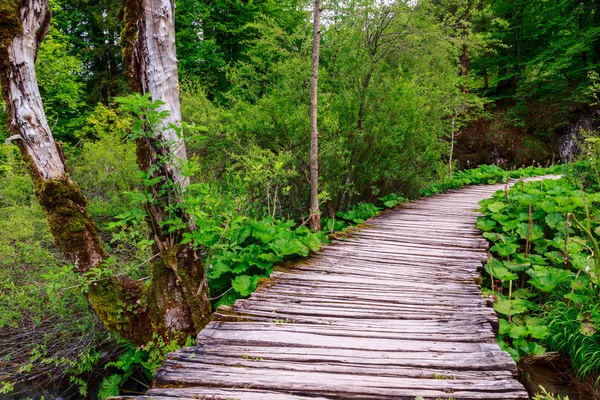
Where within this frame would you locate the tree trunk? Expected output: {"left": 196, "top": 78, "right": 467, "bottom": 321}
{"left": 459, "top": 43, "right": 470, "bottom": 92}
{"left": 122, "top": 0, "right": 212, "bottom": 339}
{"left": 308, "top": 0, "right": 321, "bottom": 232}
{"left": 458, "top": 1, "right": 471, "bottom": 93}
{"left": 449, "top": 115, "right": 456, "bottom": 179}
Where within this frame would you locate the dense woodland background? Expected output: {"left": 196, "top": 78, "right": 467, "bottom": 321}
{"left": 2, "top": 0, "right": 600, "bottom": 398}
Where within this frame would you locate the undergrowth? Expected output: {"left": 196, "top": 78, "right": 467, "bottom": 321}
{"left": 477, "top": 161, "right": 600, "bottom": 389}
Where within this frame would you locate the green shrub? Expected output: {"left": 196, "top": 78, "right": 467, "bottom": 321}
{"left": 478, "top": 167, "right": 600, "bottom": 377}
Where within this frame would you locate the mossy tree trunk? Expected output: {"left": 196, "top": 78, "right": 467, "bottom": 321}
{"left": 122, "top": 0, "right": 212, "bottom": 339}
{"left": 0, "top": 0, "right": 210, "bottom": 346}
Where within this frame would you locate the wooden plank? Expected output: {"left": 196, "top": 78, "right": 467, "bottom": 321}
{"left": 153, "top": 362, "right": 528, "bottom": 399}
{"left": 120, "top": 388, "right": 332, "bottom": 400}
{"left": 163, "top": 355, "right": 515, "bottom": 380}
{"left": 198, "top": 322, "right": 496, "bottom": 343}
{"left": 175, "top": 344, "right": 518, "bottom": 371}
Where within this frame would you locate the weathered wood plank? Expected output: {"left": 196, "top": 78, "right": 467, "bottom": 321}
{"left": 174, "top": 344, "right": 518, "bottom": 371}
{"left": 153, "top": 363, "right": 528, "bottom": 398}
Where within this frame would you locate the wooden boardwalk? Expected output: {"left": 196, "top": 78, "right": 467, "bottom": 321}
{"left": 120, "top": 183, "right": 531, "bottom": 400}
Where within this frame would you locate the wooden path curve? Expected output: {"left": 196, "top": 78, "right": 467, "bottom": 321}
{"left": 120, "top": 182, "right": 534, "bottom": 400}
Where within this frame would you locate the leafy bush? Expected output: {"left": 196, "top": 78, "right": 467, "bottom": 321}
{"left": 421, "top": 164, "right": 564, "bottom": 196}
{"left": 478, "top": 169, "right": 600, "bottom": 379}
{"left": 201, "top": 217, "right": 324, "bottom": 307}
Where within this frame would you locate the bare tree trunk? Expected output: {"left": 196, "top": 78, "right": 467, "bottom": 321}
{"left": 449, "top": 114, "right": 456, "bottom": 179}
{"left": 123, "top": 0, "right": 211, "bottom": 338}
{"left": 458, "top": 1, "right": 471, "bottom": 93}
{"left": 308, "top": 0, "right": 322, "bottom": 232}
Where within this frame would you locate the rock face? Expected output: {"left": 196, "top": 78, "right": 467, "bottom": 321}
{"left": 557, "top": 115, "right": 598, "bottom": 163}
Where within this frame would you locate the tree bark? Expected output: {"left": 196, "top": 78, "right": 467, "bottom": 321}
{"left": 123, "top": 0, "right": 212, "bottom": 338}
{"left": 449, "top": 114, "right": 456, "bottom": 179}
{"left": 308, "top": 0, "right": 321, "bottom": 232}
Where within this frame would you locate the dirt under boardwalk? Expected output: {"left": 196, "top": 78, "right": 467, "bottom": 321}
{"left": 114, "top": 182, "right": 535, "bottom": 400}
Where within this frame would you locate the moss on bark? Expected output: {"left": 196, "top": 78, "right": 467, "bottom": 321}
{"left": 23, "top": 159, "right": 105, "bottom": 270}
{"left": 120, "top": 0, "right": 141, "bottom": 92}
{"left": 0, "top": 0, "right": 22, "bottom": 51}
{"left": 88, "top": 277, "right": 153, "bottom": 344}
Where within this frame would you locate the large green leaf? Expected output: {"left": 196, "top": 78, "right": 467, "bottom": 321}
{"left": 545, "top": 213, "right": 565, "bottom": 229}
{"left": 527, "top": 267, "right": 573, "bottom": 293}
{"left": 497, "top": 338, "right": 520, "bottom": 362}
{"left": 231, "top": 261, "right": 251, "bottom": 274}
{"left": 526, "top": 342, "right": 546, "bottom": 356}
{"left": 508, "top": 324, "right": 528, "bottom": 339}
{"left": 98, "top": 374, "right": 123, "bottom": 400}
{"left": 501, "top": 219, "right": 521, "bottom": 231}
{"left": 539, "top": 200, "right": 560, "bottom": 213}
{"left": 488, "top": 202, "right": 507, "bottom": 213}
{"left": 485, "top": 258, "right": 518, "bottom": 281}
{"left": 525, "top": 318, "right": 549, "bottom": 339}
{"left": 490, "top": 243, "right": 519, "bottom": 257}
{"left": 253, "top": 228, "right": 276, "bottom": 244}
{"left": 516, "top": 223, "right": 544, "bottom": 241}
{"left": 498, "top": 319, "right": 511, "bottom": 335}
{"left": 269, "top": 238, "right": 309, "bottom": 257}
{"left": 299, "top": 234, "right": 322, "bottom": 252}
{"left": 209, "top": 261, "right": 232, "bottom": 279}
{"left": 564, "top": 293, "right": 588, "bottom": 304}
{"left": 503, "top": 259, "right": 531, "bottom": 272}
{"left": 258, "top": 252, "right": 282, "bottom": 263}
{"left": 476, "top": 218, "right": 497, "bottom": 231}
{"left": 545, "top": 251, "right": 565, "bottom": 266}
{"left": 231, "top": 275, "right": 256, "bottom": 297}
{"left": 491, "top": 213, "right": 510, "bottom": 223}
{"left": 494, "top": 299, "right": 529, "bottom": 316}
{"left": 512, "top": 193, "right": 543, "bottom": 206}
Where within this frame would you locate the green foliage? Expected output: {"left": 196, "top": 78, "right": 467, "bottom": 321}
{"left": 468, "top": 0, "right": 600, "bottom": 133}
{"left": 98, "top": 335, "right": 193, "bottom": 399}
{"left": 421, "top": 164, "right": 564, "bottom": 196}
{"left": 190, "top": 215, "right": 325, "bottom": 307}
{"left": 175, "top": 0, "right": 307, "bottom": 99}
{"left": 36, "top": 19, "right": 86, "bottom": 142}
{"left": 111, "top": 93, "right": 324, "bottom": 308}
{"left": 479, "top": 166, "right": 600, "bottom": 375}
{"left": 0, "top": 122, "right": 135, "bottom": 398}
{"left": 544, "top": 299, "right": 600, "bottom": 378}
{"left": 228, "top": 145, "right": 299, "bottom": 218}
{"left": 50, "top": 0, "right": 126, "bottom": 105}
{"left": 4, "top": 0, "right": 589, "bottom": 395}
{"left": 533, "top": 386, "right": 570, "bottom": 400}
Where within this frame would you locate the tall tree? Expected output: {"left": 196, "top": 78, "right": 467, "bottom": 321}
{"left": 309, "top": 0, "right": 321, "bottom": 232}
{"left": 121, "top": 0, "right": 212, "bottom": 340}
{"left": 0, "top": 0, "right": 210, "bottom": 345}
